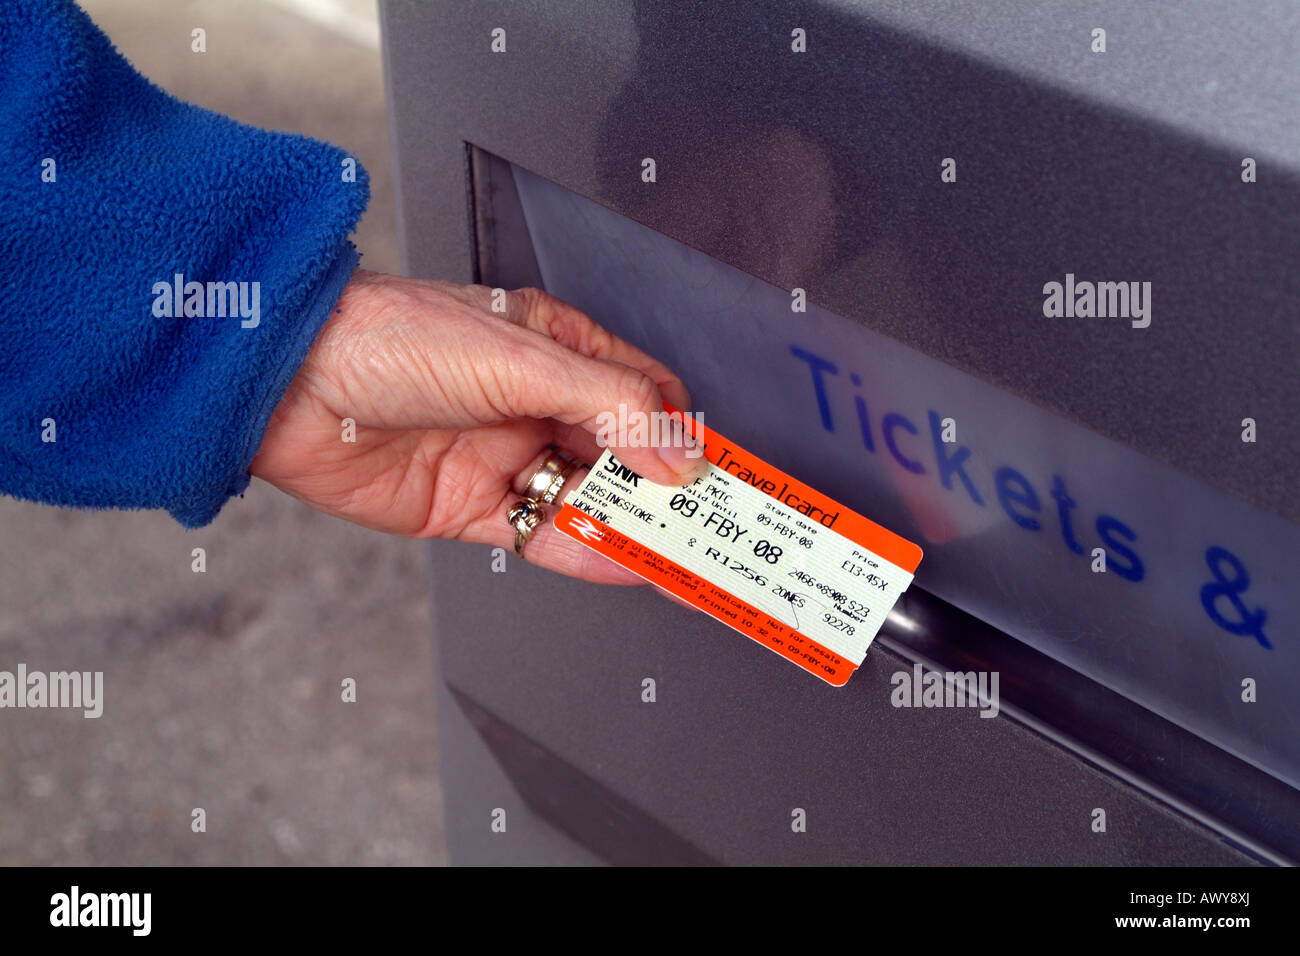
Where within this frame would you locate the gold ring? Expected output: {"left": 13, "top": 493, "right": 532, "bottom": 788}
{"left": 508, "top": 448, "right": 581, "bottom": 558}
{"left": 506, "top": 498, "right": 546, "bottom": 558}
{"left": 523, "top": 447, "right": 578, "bottom": 505}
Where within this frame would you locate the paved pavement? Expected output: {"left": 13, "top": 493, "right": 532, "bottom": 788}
{"left": 0, "top": 0, "right": 447, "bottom": 865}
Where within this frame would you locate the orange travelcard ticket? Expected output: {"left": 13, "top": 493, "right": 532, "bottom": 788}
{"left": 555, "top": 404, "right": 923, "bottom": 686}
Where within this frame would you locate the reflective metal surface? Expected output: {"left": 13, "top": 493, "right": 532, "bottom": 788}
{"left": 381, "top": 0, "right": 1298, "bottom": 864}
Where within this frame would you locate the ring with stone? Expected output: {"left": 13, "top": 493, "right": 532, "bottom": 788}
{"left": 522, "top": 447, "right": 579, "bottom": 505}
{"left": 507, "top": 498, "right": 546, "bottom": 558}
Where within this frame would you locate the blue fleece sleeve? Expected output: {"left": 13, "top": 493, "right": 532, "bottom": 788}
{"left": 0, "top": 0, "right": 370, "bottom": 527}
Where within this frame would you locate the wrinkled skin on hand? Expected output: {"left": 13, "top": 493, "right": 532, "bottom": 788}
{"left": 251, "top": 270, "right": 707, "bottom": 584}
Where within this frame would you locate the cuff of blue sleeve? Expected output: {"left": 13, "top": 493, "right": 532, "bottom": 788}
{"left": 168, "top": 241, "right": 361, "bottom": 529}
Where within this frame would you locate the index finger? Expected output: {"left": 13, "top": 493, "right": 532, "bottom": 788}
{"left": 508, "top": 286, "right": 692, "bottom": 411}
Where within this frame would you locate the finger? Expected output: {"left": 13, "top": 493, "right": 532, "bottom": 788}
{"left": 454, "top": 449, "right": 698, "bottom": 590}
{"left": 507, "top": 287, "right": 693, "bottom": 412}
{"left": 651, "top": 583, "right": 698, "bottom": 613}
{"left": 508, "top": 444, "right": 590, "bottom": 498}
{"left": 498, "top": 330, "right": 707, "bottom": 487}
{"left": 548, "top": 419, "right": 603, "bottom": 467}
{"left": 516, "top": 520, "right": 647, "bottom": 585}
{"left": 481, "top": 465, "right": 647, "bottom": 586}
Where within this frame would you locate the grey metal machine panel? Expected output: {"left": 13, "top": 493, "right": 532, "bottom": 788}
{"left": 381, "top": 0, "right": 1298, "bottom": 518}
{"left": 380, "top": 0, "right": 1296, "bottom": 864}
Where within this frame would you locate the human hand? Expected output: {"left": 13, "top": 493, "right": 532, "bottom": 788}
{"left": 250, "top": 270, "right": 707, "bottom": 584}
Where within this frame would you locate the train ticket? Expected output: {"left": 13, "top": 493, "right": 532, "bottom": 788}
{"left": 555, "top": 406, "right": 923, "bottom": 686}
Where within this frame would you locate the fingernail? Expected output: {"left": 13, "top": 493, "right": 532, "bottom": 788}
{"left": 658, "top": 441, "right": 706, "bottom": 483}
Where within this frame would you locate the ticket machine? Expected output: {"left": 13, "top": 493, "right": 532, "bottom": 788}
{"left": 380, "top": 0, "right": 1299, "bottom": 865}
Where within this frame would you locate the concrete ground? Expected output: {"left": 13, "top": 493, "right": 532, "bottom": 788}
{"left": 0, "top": 1, "right": 447, "bottom": 865}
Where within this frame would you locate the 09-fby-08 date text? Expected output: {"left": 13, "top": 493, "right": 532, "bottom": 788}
{"left": 671, "top": 493, "right": 785, "bottom": 566}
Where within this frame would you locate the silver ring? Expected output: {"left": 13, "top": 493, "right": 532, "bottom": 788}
{"left": 523, "top": 447, "right": 578, "bottom": 505}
